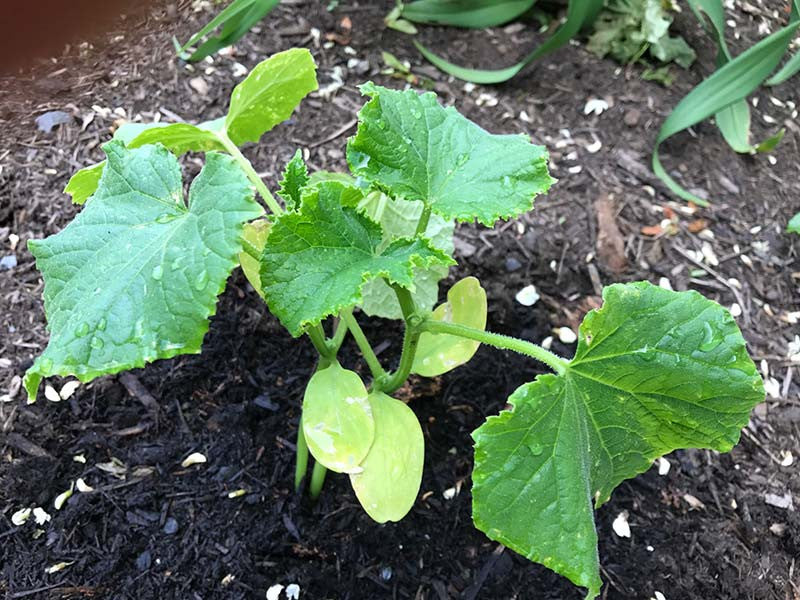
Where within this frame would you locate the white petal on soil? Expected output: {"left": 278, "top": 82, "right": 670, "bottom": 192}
{"left": 73, "top": 454, "right": 87, "bottom": 463}
{"left": 682, "top": 493, "right": 705, "bottom": 510}
{"left": 33, "top": 507, "right": 51, "bottom": 525}
{"left": 54, "top": 484, "right": 75, "bottom": 510}
{"left": 228, "top": 489, "right": 247, "bottom": 498}
{"left": 555, "top": 327, "right": 577, "bottom": 344}
{"left": 653, "top": 592, "right": 667, "bottom": 600}
{"left": 585, "top": 137, "right": 602, "bottom": 153}
{"left": 76, "top": 478, "right": 94, "bottom": 493}
{"left": 780, "top": 451, "right": 794, "bottom": 467}
{"left": 657, "top": 457, "right": 671, "bottom": 476}
{"left": 730, "top": 303, "right": 742, "bottom": 318}
{"left": 181, "top": 452, "right": 208, "bottom": 468}
{"left": 44, "top": 385, "right": 61, "bottom": 402}
{"left": 45, "top": 562, "right": 72, "bottom": 574}
{"left": 584, "top": 98, "right": 609, "bottom": 115}
{"left": 59, "top": 380, "right": 81, "bottom": 400}
{"left": 764, "top": 377, "right": 781, "bottom": 399}
{"left": 764, "top": 492, "right": 794, "bottom": 510}
{"left": 443, "top": 487, "right": 457, "bottom": 500}
{"left": 286, "top": 583, "right": 300, "bottom": 599}
{"left": 515, "top": 284, "right": 540, "bottom": 306}
{"left": 612, "top": 512, "right": 631, "bottom": 538}
{"left": 266, "top": 584, "right": 284, "bottom": 600}
{"left": 658, "top": 277, "right": 673, "bottom": 291}
{"left": 11, "top": 507, "right": 32, "bottom": 526}
{"left": 541, "top": 336, "right": 553, "bottom": 350}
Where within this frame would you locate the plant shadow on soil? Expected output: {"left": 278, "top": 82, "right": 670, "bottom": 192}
{"left": 1, "top": 1, "right": 799, "bottom": 599}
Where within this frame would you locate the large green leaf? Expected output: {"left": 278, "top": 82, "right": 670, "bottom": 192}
{"left": 347, "top": 83, "right": 554, "bottom": 226}
{"left": 350, "top": 392, "right": 425, "bottom": 522}
{"left": 472, "top": 281, "right": 763, "bottom": 598}
{"left": 413, "top": 277, "right": 487, "bottom": 377}
{"left": 225, "top": 48, "right": 318, "bottom": 146}
{"left": 260, "top": 181, "right": 453, "bottom": 337}
{"left": 64, "top": 118, "right": 227, "bottom": 205}
{"left": 24, "top": 142, "right": 263, "bottom": 401}
{"left": 358, "top": 192, "right": 454, "bottom": 319}
{"left": 302, "top": 363, "right": 375, "bottom": 474}
{"left": 401, "top": 0, "right": 535, "bottom": 28}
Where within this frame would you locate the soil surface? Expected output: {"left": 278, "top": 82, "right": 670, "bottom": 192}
{"left": 2, "top": 1, "right": 799, "bottom": 599}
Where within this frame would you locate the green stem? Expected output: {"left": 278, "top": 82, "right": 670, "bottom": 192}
{"left": 419, "top": 320, "right": 569, "bottom": 375}
{"left": 218, "top": 133, "right": 284, "bottom": 215}
{"left": 341, "top": 309, "right": 386, "bottom": 381}
{"left": 379, "top": 285, "right": 422, "bottom": 394}
{"left": 330, "top": 315, "right": 349, "bottom": 354}
{"left": 295, "top": 417, "right": 309, "bottom": 492}
{"left": 307, "top": 326, "right": 334, "bottom": 364}
{"left": 309, "top": 460, "right": 327, "bottom": 500}
{"left": 415, "top": 206, "right": 432, "bottom": 236}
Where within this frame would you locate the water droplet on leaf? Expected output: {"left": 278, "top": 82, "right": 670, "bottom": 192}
{"left": 74, "top": 322, "right": 90, "bottom": 337}
{"left": 194, "top": 270, "right": 209, "bottom": 290}
{"left": 151, "top": 265, "right": 163, "bottom": 281}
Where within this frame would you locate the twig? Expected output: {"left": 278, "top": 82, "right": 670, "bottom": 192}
{"left": 307, "top": 118, "right": 357, "bottom": 149}
{"left": 118, "top": 372, "right": 159, "bottom": 412}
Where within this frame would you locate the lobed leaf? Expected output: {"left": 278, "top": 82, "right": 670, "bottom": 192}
{"left": 358, "top": 193, "right": 454, "bottom": 319}
{"left": 277, "top": 149, "right": 310, "bottom": 211}
{"left": 413, "top": 277, "right": 487, "bottom": 377}
{"left": 347, "top": 83, "right": 554, "bottom": 226}
{"left": 225, "top": 48, "right": 318, "bottom": 146}
{"left": 472, "top": 281, "right": 764, "bottom": 598}
{"left": 24, "top": 142, "right": 263, "bottom": 401}
{"left": 302, "top": 363, "right": 375, "bottom": 473}
{"left": 349, "top": 392, "right": 424, "bottom": 522}
{"left": 260, "top": 181, "right": 454, "bottom": 337}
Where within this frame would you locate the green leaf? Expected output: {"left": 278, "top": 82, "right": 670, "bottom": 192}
{"left": 302, "top": 362, "right": 375, "bottom": 473}
{"left": 176, "top": 0, "right": 280, "bottom": 62}
{"left": 24, "top": 142, "right": 264, "bottom": 401}
{"left": 261, "top": 181, "right": 453, "bottom": 337}
{"left": 788, "top": 212, "right": 800, "bottom": 234}
{"left": 64, "top": 162, "right": 105, "bottom": 205}
{"left": 238, "top": 219, "right": 271, "bottom": 298}
{"left": 413, "top": 277, "right": 487, "bottom": 377}
{"left": 350, "top": 392, "right": 425, "bottom": 522}
{"left": 358, "top": 192, "right": 454, "bottom": 319}
{"left": 401, "top": 0, "right": 535, "bottom": 28}
{"left": 412, "top": 0, "right": 604, "bottom": 84}
{"left": 63, "top": 118, "right": 228, "bottom": 205}
{"left": 347, "top": 83, "right": 554, "bottom": 226}
{"left": 472, "top": 281, "right": 763, "bottom": 598}
{"left": 654, "top": 0, "right": 800, "bottom": 204}
{"left": 277, "top": 149, "right": 310, "bottom": 211}
{"left": 225, "top": 48, "right": 318, "bottom": 146}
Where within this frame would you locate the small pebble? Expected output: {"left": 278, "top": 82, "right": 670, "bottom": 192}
{"left": 504, "top": 257, "right": 522, "bottom": 272}
{"left": 612, "top": 512, "right": 631, "bottom": 538}
{"left": 515, "top": 284, "right": 540, "bottom": 306}
{"left": 286, "top": 583, "right": 300, "bottom": 599}
{"left": 136, "top": 550, "right": 152, "bottom": 571}
{"left": 0, "top": 254, "right": 17, "bottom": 270}
{"left": 556, "top": 327, "right": 577, "bottom": 344}
{"left": 163, "top": 517, "right": 179, "bottom": 535}
{"left": 624, "top": 109, "right": 641, "bottom": 127}
{"left": 380, "top": 567, "right": 393, "bottom": 581}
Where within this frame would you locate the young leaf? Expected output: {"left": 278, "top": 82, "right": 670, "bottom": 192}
{"left": 225, "top": 47, "right": 318, "bottom": 146}
{"left": 64, "top": 162, "right": 105, "bottom": 205}
{"left": 277, "top": 149, "right": 310, "bottom": 211}
{"left": 23, "top": 142, "right": 263, "bottom": 401}
{"left": 347, "top": 83, "right": 554, "bottom": 226}
{"left": 260, "top": 181, "right": 454, "bottom": 337}
{"left": 358, "top": 193, "right": 454, "bottom": 319}
{"left": 238, "top": 219, "right": 271, "bottom": 298}
{"left": 788, "top": 212, "right": 800, "bottom": 234}
{"left": 413, "top": 277, "right": 487, "bottom": 377}
{"left": 302, "top": 362, "right": 375, "bottom": 473}
{"left": 350, "top": 392, "right": 424, "bottom": 522}
{"left": 472, "top": 281, "right": 764, "bottom": 598}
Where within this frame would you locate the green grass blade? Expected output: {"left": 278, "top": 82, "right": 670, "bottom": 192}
{"left": 402, "top": 0, "right": 536, "bottom": 28}
{"left": 767, "top": 50, "right": 800, "bottom": 85}
{"left": 413, "top": 0, "right": 604, "bottom": 84}
{"left": 653, "top": 17, "right": 800, "bottom": 204}
{"left": 177, "top": 0, "right": 255, "bottom": 54}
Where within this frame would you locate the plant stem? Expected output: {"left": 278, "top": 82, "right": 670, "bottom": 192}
{"left": 341, "top": 309, "right": 386, "bottom": 380}
{"left": 414, "top": 206, "right": 432, "bottom": 236}
{"left": 419, "top": 320, "right": 569, "bottom": 375}
{"left": 309, "top": 460, "right": 327, "bottom": 501}
{"left": 307, "top": 325, "right": 334, "bottom": 363}
{"left": 295, "top": 417, "right": 309, "bottom": 492}
{"left": 330, "top": 315, "right": 349, "bottom": 354}
{"left": 218, "top": 133, "right": 284, "bottom": 216}
{"left": 378, "top": 285, "right": 422, "bottom": 394}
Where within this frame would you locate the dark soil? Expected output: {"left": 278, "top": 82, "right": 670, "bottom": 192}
{"left": 2, "top": 1, "right": 799, "bottom": 599}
